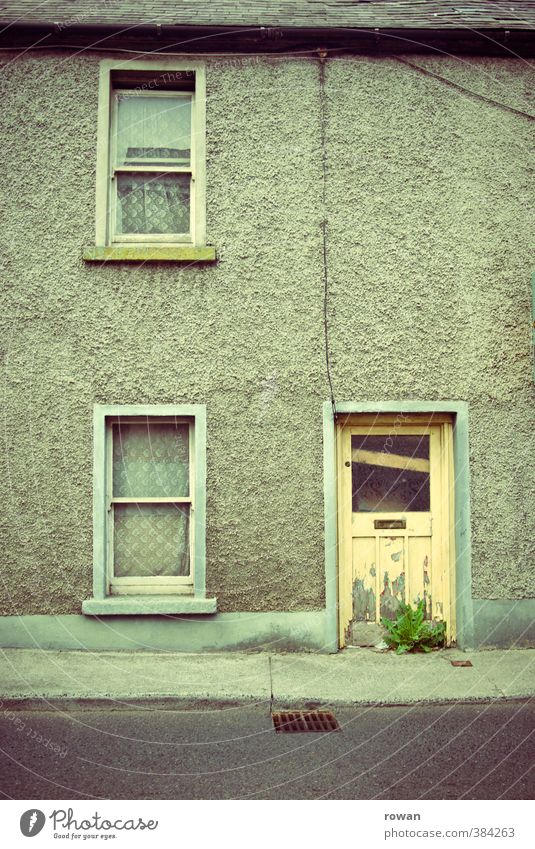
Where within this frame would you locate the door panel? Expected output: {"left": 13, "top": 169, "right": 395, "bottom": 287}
{"left": 351, "top": 536, "right": 376, "bottom": 621}
{"left": 378, "top": 535, "right": 406, "bottom": 619}
{"left": 408, "top": 536, "right": 433, "bottom": 616}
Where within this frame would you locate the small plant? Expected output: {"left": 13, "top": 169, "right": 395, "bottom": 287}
{"left": 381, "top": 599, "right": 446, "bottom": 654}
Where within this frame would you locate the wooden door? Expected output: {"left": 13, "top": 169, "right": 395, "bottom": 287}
{"left": 337, "top": 416, "right": 455, "bottom": 647}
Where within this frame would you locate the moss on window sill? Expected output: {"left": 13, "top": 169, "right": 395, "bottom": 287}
{"left": 83, "top": 245, "right": 217, "bottom": 262}
{"left": 82, "top": 596, "right": 217, "bottom": 615}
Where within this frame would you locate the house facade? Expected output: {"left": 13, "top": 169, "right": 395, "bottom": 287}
{"left": 0, "top": 1, "right": 534, "bottom": 652}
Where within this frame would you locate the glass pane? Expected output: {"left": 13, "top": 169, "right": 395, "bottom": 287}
{"left": 113, "top": 421, "right": 189, "bottom": 498}
{"left": 116, "top": 94, "right": 191, "bottom": 166}
{"left": 352, "top": 434, "right": 430, "bottom": 512}
{"left": 352, "top": 435, "right": 429, "bottom": 460}
{"left": 114, "top": 503, "right": 190, "bottom": 577}
{"left": 116, "top": 172, "right": 190, "bottom": 235}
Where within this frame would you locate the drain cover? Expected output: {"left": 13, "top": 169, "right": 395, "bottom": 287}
{"left": 451, "top": 660, "right": 473, "bottom": 667}
{"left": 272, "top": 710, "right": 340, "bottom": 733}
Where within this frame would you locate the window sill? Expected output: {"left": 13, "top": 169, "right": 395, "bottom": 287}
{"left": 82, "top": 596, "right": 217, "bottom": 616}
{"left": 83, "top": 246, "right": 217, "bottom": 262}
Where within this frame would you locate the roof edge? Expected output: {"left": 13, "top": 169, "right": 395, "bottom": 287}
{"left": 0, "top": 22, "right": 532, "bottom": 57}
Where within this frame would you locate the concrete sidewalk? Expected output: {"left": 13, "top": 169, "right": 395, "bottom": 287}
{"left": 0, "top": 647, "right": 533, "bottom": 708}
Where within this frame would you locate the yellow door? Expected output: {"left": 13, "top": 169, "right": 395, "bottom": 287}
{"left": 337, "top": 415, "right": 455, "bottom": 647}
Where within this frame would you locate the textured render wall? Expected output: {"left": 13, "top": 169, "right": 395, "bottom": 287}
{"left": 0, "top": 53, "right": 327, "bottom": 615}
{"left": 0, "top": 52, "right": 533, "bottom": 616}
{"left": 324, "top": 56, "right": 535, "bottom": 600}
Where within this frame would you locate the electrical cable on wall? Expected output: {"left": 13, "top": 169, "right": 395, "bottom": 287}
{"left": 394, "top": 57, "right": 535, "bottom": 122}
{"left": 318, "top": 50, "right": 337, "bottom": 418}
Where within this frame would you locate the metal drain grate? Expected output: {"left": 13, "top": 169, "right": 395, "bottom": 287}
{"left": 272, "top": 710, "right": 341, "bottom": 733}
{"left": 451, "top": 660, "right": 473, "bottom": 667}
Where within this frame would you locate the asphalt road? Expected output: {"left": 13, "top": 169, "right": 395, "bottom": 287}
{"left": 0, "top": 701, "right": 533, "bottom": 799}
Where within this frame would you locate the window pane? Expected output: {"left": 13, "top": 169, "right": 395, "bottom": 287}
{"left": 113, "top": 421, "right": 189, "bottom": 498}
{"left": 113, "top": 503, "right": 190, "bottom": 577}
{"left": 116, "top": 94, "right": 191, "bottom": 166}
{"left": 351, "top": 434, "right": 430, "bottom": 512}
{"left": 352, "top": 435, "right": 429, "bottom": 460}
{"left": 116, "top": 172, "right": 190, "bottom": 235}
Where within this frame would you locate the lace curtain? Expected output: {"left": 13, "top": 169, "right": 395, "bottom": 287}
{"left": 116, "top": 173, "right": 190, "bottom": 235}
{"left": 112, "top": 422, "right": 191, "bottom": 577}
{"left": 114, "top": 504, "right": 190, "bottom": 577}
{"left": 115, "top": 95, "right": 192, "bottom": 235}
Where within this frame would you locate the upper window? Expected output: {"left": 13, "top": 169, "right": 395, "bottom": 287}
{"left": 112, "top": 91, "right": 193, "bottom": 242}
{"left": 94, "top": 62, "right": 206, "bottom": 249}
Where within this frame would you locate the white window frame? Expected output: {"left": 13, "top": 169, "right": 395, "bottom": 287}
{"left": 95, "top": 61, "right": 207, "bottom": 248}
{"left": 83, "top": 404, "right": 216, "bottom": 616}
{"left": 109, "top": 90, "right": 195, "bottom": 245}
{"left": 106, "top": 415, "right": 195, "bottom": 596}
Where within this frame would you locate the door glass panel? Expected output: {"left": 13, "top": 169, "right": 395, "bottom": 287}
{"left": 113, "top": 503, "right": 190, "bottom": 577}
{"left": 113, "top": 421, "right": 189, "bottom": 497}
{"left": 351, "top": 434, "right": 430, "bottom": 512}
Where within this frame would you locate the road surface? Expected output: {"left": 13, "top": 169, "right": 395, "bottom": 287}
{"left": 0, "top": 701, "right": 533, "bottom": 799}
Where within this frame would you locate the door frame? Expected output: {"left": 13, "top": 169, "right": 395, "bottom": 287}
{"left": 322, "top": 401, "right": 474, "bottom": 652}
{"left": 339, "top": 418, "right": 453, "bottom": 646}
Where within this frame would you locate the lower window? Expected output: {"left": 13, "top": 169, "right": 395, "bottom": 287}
{"left": 108, "top": 415, "right": 193, "bottom": 594}
{"left": 83, "top": 404, "right": 215, "bottom": 615}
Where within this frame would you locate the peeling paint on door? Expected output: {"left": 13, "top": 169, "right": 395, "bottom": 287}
{"left": 352, "top": 577, "right": 376, "bottom": 622}
{"left": 380, "top": 571, "right": 401, "bottom": 619}
{"left": 392, "top": 571, "right": 406, "bottom": 601}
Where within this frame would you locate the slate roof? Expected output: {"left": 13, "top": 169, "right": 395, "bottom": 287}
{"left": 2, "top": 1, "right": 535, "bottom": 30}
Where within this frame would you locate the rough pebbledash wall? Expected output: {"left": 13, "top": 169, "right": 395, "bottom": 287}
{"left": 325, "top": 56, "right": 535, "bottom": 601}
{"left": 0, "top": 52, "right": 533, "bottom": 616}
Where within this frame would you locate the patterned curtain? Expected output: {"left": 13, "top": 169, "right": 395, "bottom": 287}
{"left": 114, "top": 504, "right": 190, "bottom": 577}
{"left": 113, "top": 422, "right": 189, "bottom": 498}
{"left": 112, "top": 422, "right": 191, "bottom": 577}
{"left": 116, "top": 172, "right": 190, "bottom": 234}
